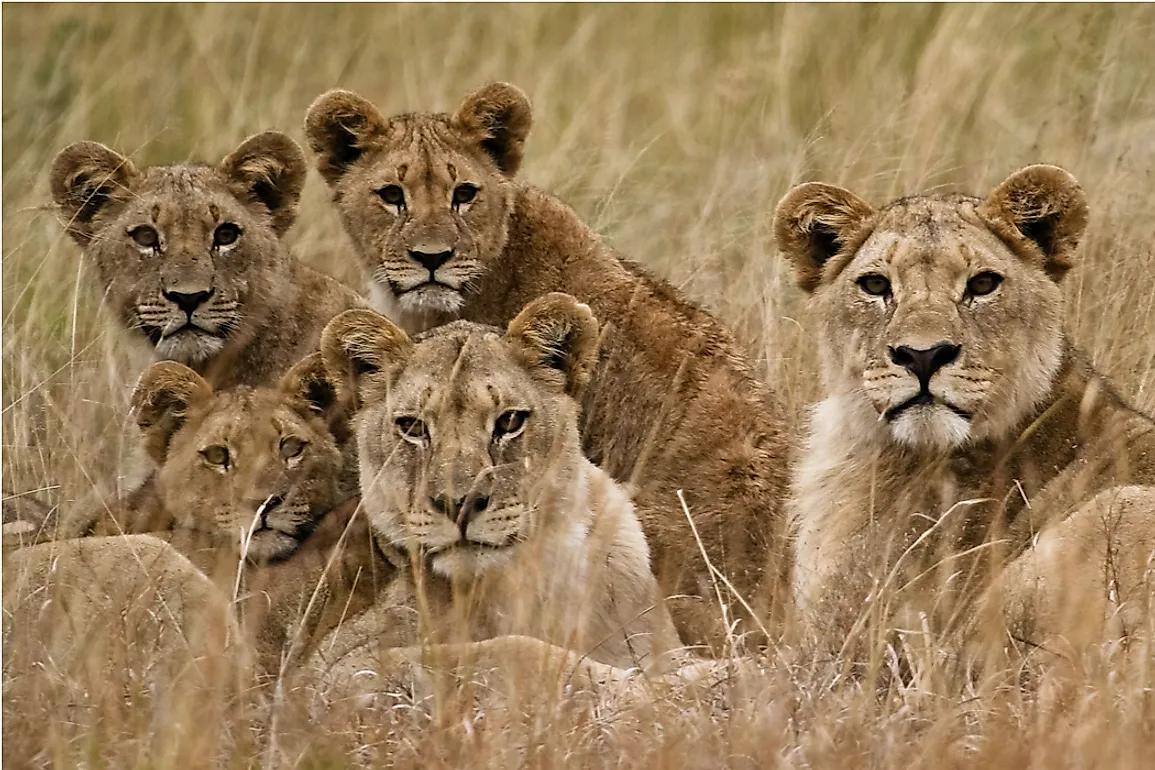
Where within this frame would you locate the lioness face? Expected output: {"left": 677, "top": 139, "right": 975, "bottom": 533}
{"left": 135, "top": 355, "right": 344, "bottom": 563}
{"left": 304, "top": 84, "right": 532, "bottom": 319}
{"left": 51, "top": 132, "right": 307, "bottom": 365}
{"left": 775, "top": 166, "right": 1088, "bottom": 450}
{"left": 322, "top": 294, "right": 597, "bottom": 581}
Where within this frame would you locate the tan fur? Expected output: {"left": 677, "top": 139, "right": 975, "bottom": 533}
{"left": 304, "top": 84, "right": 791, "bottom": 651}
{"left": 49, "top": 131, "right": 364, "bottom": 389}
{"left": 774, "top": 166, "right": 1155, "bottom": 658}
{"left": 88, "top": 356, "right": 389, "bottom": 675}
{"left": 3, "top": 535, "right": 249, "bottom": 732}
{"left": 319, "top": 295, "right": 683, "bottom": 672}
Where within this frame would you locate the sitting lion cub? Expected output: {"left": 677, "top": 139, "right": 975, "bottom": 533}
{"left": 94, "top": 354, "right": 389, "bottom": 675}
{"left": 304, "top": 84, "right": 791, "bottom": 651}
{"left": 773, "top": 165, "right": 1155, "bottom": 661}
{"left": 310, "top": 293, "right": 684, "bottom": 685}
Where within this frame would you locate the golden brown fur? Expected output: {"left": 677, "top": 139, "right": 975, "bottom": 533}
{"left": 318, "top": 294, "right": 683, "bottom": 672}
{"left": 49, "top": 132, "right": 364, "bottom": 389}
{"left": 774, "top": 165, "right": 1155, "bottom": 659}
{"left": 88, "top": 355, "right": 388, "bottom": 675}
{"left": 304, "top": 84, "right": 791, "bottom": 651}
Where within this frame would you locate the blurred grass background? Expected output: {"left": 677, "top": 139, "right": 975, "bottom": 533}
{"left": 4, "top": 3, "right": 1155, "bottom": 767}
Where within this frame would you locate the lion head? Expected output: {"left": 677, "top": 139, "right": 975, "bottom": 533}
{"left": 50, "top": 131, "right": 308, "bottom": 365}
{"left": 321, "top": 292, "right": 598, "bottom": 580}
{"left": 303, "top": 83, "right": 532, "bottom": 319}
{"left": 774, "top": 165, "right": 1089, "bottom": 450}
{"left": 132, "top": 353, "right": 345, "bottom": 562}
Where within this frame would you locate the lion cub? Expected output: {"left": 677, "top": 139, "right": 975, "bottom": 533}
{"left": 304, "top": 84, "right": 791, "bottom": 651}
{"left": 50, "top": 131, "right": 364, "bottom": 388}
{"left": 96, "top": 354, "right": 388, "bottom": 674}
{"left": 316, "top": 293, "right": 683, "bottom": 673}
{"left": 774, "top": 165, "right": 1155, "bottom": 660}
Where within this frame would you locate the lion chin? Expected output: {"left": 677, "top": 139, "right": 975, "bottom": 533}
{"left": 154, "top": 329, "right": 226, "bottom": 365}
{"left": 431, "top": 545, "right": 517, "bottom": 580}
{"left": 889, "top": 405, "right": 972, "bottom": 450}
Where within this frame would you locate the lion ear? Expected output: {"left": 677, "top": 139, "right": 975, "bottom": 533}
{"left": 506, "top": 293, "right": 599, "bottom": 398}
{"left": 304, "top": 90, "right": 390, "bottom": 186}
{"left": 131, "top": 362, "right": 213, "bottom": 464}
{"left": 321, "top": 309, "right": 412, "bottom": 408}
{"left": 453, "top": 82, "right": 533, "bottom": 177}
{"left": 978, "top": 165, "right": 1088, "bottom": 282}
{"left": 50, "top": 141, "right": 140, "bottom": 247}
{"left": 773, "top": 182, "right": 875, "bottom": 293}
{"left": 219, "top": 131, "right": 307, "bottom": 236}
{"left": 278, "top": 352, "right": 344, "bottom": 419}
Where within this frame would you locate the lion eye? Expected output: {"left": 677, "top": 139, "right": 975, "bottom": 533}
{"left": 130, "top": 225, "right": 160, "bottom": 250}
{"left": 214, "top": 223, "right": 241, "bottom": 247}
{"left": 377, "top": 185, "right": 406, "bottom": 208}
{"left": 494, "top": 409, "right": 529, "bottom": 439}
{"left": 452, "top": 184, "right": 479, "bottom": 207}
{"left": 201, "top": 445, "right": 230, "bottom": 468}
{"left": 857, "top": 274, "right": 892, "bottom": 297}
{"left": 395, "top": 416, "right": 429, "bottom": 443}
{"left": 279, "top": 436, "right": 306, "bottom": 460}
{"left": 966, "top": 271, "right": 1003, "bottom": 297}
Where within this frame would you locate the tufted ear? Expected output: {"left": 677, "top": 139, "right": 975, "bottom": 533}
{"left": 50, "top": 141, "right": 140, "bottom": 247}
{"left": 304, "top": 90, "right": 390, "bottom": 186}
{"left": 132, "top": 362, "right": 213, "bottom": 464}
{"left": 773, "top": 182, "right": 875, "bottom": 293}
{"left": 978, "top": 165, "right": 1088, "bottom": 282}
{"left": 321, "top": 309, "right": 412, "bottom": 408}
{"left": 219, "top": 131, "right": 307, "bottom": 235}
{"left": 506, "top": 293, "right": 599, "bottom": 398}
{"left": 453, "top": 82, "right": 533, "bottom": 176}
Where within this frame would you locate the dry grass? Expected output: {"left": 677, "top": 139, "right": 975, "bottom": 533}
{"left": 4, "top": 3, "right": 1155, "bottom": 768}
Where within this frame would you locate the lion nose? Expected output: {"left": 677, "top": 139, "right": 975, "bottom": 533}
{"left": 430, "top": 492, "right": 491, "bottom": 535}
{"left": 889, "top": 343, "right": 961, "bottom": 383}
{"left": 408, "top": 249, "right": 454, "bottom": 273}
{"left": 164, "top": 289, "right": 213, "bottom": 314}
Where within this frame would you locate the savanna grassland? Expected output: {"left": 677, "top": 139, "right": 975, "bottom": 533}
{"left": 4, "top": 4, "right": 1155, "bottom": 768}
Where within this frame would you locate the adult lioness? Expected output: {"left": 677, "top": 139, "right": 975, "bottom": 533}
{"left": 304, "top": 84, "right": 790, "bottom": 651}
{"left": 773, "top": 165, "right": 1155, "bottom": 658}
{"left": 315, "top": 293, "right": 683, "bottom": 673}
{"left": 50, "top": 131, "right": 364, "bottom": 389}
{"left": 90, "top": 354, "right": 388, "bottom": 675}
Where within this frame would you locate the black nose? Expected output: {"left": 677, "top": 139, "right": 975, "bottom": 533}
{"left": 164, "top": 289, "right": 213, "bottom": 314}
{"left": 408, "top": 249, "right": 454, "bottom": 273}
{"left": 889, "top": 343, "right": 961, "bottom": 383}
{"left": 430, "top": 492, "right": 490, "bottom": 533}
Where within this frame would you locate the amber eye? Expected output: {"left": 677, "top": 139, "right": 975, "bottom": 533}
{"left": 395, "top": 416, "right": 429, "bottom": 443}
{"left": 279, "top": 436, "right": 306, "bottom": 460}
{"left": 857, "top": 274, "right": 892, "bottom": 297}
{"left": 201, "top": 445, "right": 230, "bottom": 468}
{"left": 377, "top": 185, "right": 405, "bottom": 207}
{"left": 966, "top": 271, "right": 1003, "bottom": 297}
{"left": 214, "top": 223, "right": 241, "bottom": 247}
{"left": 130, "top": 225, "right": 160, "bottom": 250}
{"left": 452, "top": 184, "right": 479, "bottom": 207}
{"left": 493, "top": 409, "right": 529, "bottom": 439}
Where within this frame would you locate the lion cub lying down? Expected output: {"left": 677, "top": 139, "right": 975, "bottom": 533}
{"left": 774, "top": 164, "right": 1155, "bottom": 661}
{"left": 303, "top": 293, "right": 685, "bottom": 696}
{"left": 91, "top": 354, "right": 388, "bottom": 674}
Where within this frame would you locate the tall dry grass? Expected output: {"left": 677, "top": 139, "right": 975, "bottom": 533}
{"left": 3, "top": 3, "right": 1155, "bottom": 768}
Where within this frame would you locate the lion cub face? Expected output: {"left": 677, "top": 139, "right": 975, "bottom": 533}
{"left": 304, "top": 83, "right": 532, "bottom": 318}
{"left": 775, "top": 166, "right": 1089, "bottom": 450}
{"left": 50, "top": 132, "right": 307, "bottom": 365}
{"left": 133, "top": 354, "right": 345, "bottom": 562}
{"left": 322, "top": 293, "right": 597, "bottom": 580}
